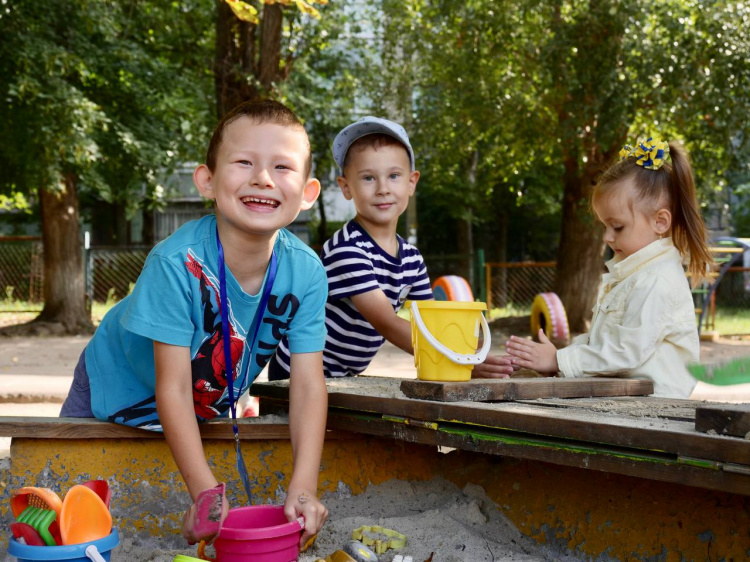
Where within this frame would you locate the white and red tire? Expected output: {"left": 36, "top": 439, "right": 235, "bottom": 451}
{"left": 432, "top": 275, "right": 474, "bottom": 302}
{"left": 530, "top": 292, "right": 570, "bottom": 342}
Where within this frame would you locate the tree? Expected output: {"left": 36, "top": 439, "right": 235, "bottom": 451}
{"left": 377, "top": 0, "right": 750, "bottom": 331}
{"left": 539, "top": 0, "right": 750, "bottom": 331}
{"left": 0, "top": 0, "right": 213, "bottom": 334}
{"left": 213, "top": 0, "right": 328, "bottom": 117}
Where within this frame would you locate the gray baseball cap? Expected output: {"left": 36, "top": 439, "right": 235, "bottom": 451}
{"left": 332, "top": 116, "right": 416, "bottom": 174}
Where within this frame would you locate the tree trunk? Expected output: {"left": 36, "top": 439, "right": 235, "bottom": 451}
{"left": 456, "top": 217, "right": 473, "bottom": 286}
{"left": 258, "top": 4, "right": 283, "bottom": 90}
{"left": 316, "top": 195, "right": 327, "bottom": 248}
{"left": 214, "top": 0, "right": 259, "bottom": 117}
{"left": 495, "top": 212, "right": 508, "bottom": 307}
{"left": 214, "top": 2, "right": 285, "bottom": 118}
{"left": 141, "top": 206, "right": 155, "bottom": 246}
{"left": 554, "top": 162, "right": 605, "bottom": 333}
{"left": 36, "top": 173, "right": 93, "bottom": 333}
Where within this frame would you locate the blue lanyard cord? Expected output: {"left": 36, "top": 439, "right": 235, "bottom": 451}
{"left": 217, "top": 226, "right": 278, "bottom": 504}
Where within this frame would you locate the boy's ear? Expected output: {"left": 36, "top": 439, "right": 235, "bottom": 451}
{"left": 194, "top": 164, "right": 215, "bottom": 200}
{"left": 653, "top": 207, "right": 672, "bottom": 235}
{"left": 337, "top": 176, "right": 353, "bottom": 200}
{"left": 299, "top": 178, "right": 321, "bottom": 211}
{"left": 408, "top": 170, "right": 420, "bottom": 196}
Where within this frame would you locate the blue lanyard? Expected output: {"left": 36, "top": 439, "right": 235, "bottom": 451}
{"left": 216, "top": 225, "right": 278, "bottom": 503}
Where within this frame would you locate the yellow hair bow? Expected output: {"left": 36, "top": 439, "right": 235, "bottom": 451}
{"left": 619, "top": 137, "right": 669, "bottom": 170}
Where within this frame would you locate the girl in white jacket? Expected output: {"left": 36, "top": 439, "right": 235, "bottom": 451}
{"left": 506, "top": 139, "right": 712, "bottom": 398}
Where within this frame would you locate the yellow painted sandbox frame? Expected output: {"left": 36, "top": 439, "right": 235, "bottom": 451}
{"left": 0, "top": 417, "right": 748, "bottom": 560}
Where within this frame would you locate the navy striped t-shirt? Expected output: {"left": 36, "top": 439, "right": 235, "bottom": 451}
{"left": 270, "top": 220, "right": 433, "bottom": 378}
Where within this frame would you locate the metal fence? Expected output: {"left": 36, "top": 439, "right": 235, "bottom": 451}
{"left": 485, "top": 261, "right": 556, "bottom": 311}
{"left": 4, "top": 238, "right": 750, "bottom": 332}
{"left": 0, "top": 237, "right": 44, "bottom": 304}
{"left": 486, "top": 260, "right": 750, "bottom": 334}
{"left": 86, "top": 246, "right": 151, "bottom": 303}
{"left": 0, "top": 238, "right": 151, "bottom": 308}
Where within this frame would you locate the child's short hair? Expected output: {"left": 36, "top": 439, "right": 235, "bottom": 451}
{"left": 342, "top": 133, "right": 410, "bottom": 174}
{"left": 594, "top": 140, "right": 712, "bottom": 283}
{"left": 205, "top": 99, "right": 312, "bottom": 177}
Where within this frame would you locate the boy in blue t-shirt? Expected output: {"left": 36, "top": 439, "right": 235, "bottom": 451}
{"left": 60, "top": 100, "right": 328, "bottom": 546}
{"left": 269, "top": 117, "right": 513, "bottom": 379}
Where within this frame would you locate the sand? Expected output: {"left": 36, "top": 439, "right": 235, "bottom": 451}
{"left": 112, "top": 478, "right": 566, "bottom": 562}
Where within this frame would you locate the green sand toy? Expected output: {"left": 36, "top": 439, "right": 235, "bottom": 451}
{"left": 689, "top": 356, "right": 750, "bottom": 386}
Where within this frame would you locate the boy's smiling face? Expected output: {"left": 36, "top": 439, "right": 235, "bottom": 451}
{"left": 338, "top": 142, "right": 419, "bottom": 235}
{"left": 194, "top": 117, "right": 320, "bottom": 240}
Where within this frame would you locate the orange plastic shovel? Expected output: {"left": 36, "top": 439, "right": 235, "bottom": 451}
{"left": 60, "top": 484, "right": 112, "bottom": 545}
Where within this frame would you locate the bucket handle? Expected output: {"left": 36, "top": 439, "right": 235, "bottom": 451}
{"left": 85, "top": 545, "right": 107, "bottom": 562}
{"left": 410, "top": 301, "right": 491, "bottom": 365}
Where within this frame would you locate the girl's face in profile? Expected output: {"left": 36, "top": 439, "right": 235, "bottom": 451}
{"left": 593, "top": 179, "right": 665, "bottom": 259}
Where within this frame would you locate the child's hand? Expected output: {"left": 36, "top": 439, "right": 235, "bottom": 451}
{"left": 284, "top": 488, "right": 328, "bottom": 549}
{"left": 506, "top": 330, "right": 559, "bottom": 374}
{"left": 181, "top": 486, "right": 229, "bottom": 545}
{"left": 472, "top": 354, "right": 514, "bottom": 379}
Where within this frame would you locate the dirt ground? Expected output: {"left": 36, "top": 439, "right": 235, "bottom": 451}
{"left": 1, "top": 312, "right": 750, "bottom": 406}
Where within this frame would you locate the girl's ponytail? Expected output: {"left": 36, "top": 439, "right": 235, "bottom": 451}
{"left": 668, "top": 142, "right": 713, "bottom": 285}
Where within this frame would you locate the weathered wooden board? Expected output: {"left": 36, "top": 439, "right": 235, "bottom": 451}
{"left": 0, "top": 416, "right": 295, "bottom": 440}
{"left": 251, "top": 378, "right": 750, "bottom": 466}
{"left": 400, "top": 377, "right": 653, "bottom": 402}
{"left": 695, "top": 403, "right": 750, "bottom": 438}
{"left": 516, "top": 396, "right": 698, "bottom": 422}
{"left": 326, "top": 411, "right": 750, "bottom": 496}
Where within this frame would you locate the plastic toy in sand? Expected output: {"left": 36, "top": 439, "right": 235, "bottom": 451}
{"left": 197, "top": 504, "right": 304, "bottom": 562}
{"left": 314, "top": 525, "right": 409, "bottom": 562}
{"left": 431, "top": 275, "right": 474, "bottom": 302}
{"left": 530, "top": 292, "right": 570, "bottom": 343}
{"left": 7, "top": 481, "right": 117, "bottom": 562}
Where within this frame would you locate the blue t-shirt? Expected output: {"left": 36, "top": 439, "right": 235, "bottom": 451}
{"left": 271, "top": 220, "right": 433, "bottom": 378}
{"left": 86, "top": 215, "right": 327, "bottom": 430}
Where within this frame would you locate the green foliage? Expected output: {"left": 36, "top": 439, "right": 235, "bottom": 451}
{"left": 0, "top": 192, "right": 32, "bottom": 213}
{"left": 0, "top": 0, "right": 214, "bottom": 214}
{"left": 374, "top": 0, "right": 750, "bottom": 259}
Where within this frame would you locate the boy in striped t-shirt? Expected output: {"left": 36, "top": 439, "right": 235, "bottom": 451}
{"left": 269, "top": 117, "right": 513, "bottom": 379}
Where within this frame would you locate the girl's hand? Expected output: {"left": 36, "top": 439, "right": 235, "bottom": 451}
{"left": 284, "top": 489, "right": 328, "bottom": 549}
{"left": 505, "top": 330, "right": 559, "bottom": 374}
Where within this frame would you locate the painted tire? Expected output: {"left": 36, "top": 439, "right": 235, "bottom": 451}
{"left": 530, "top": 292, "right": 570, "bottom": 342}
{"left": 432, "top": 275, "right": 474, "bottom": 302}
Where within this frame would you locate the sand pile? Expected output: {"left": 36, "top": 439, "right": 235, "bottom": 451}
{"left": 113, "top": 478, "right": 566, "bottom": 562}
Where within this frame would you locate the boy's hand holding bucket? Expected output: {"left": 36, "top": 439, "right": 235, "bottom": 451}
{"left": 285, "top": 489, "right": 328, "bottom": 549}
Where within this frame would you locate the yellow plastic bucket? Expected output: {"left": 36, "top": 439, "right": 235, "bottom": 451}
{"left": 409, "top": 300, "right": 491, "bottom": 382}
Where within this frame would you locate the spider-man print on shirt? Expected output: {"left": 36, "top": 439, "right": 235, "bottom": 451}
{"left": 185, "top": 253, "right": 245, "bottom": 419}
{"left": 106, "top": 247, "right": 300, "bottom": 430}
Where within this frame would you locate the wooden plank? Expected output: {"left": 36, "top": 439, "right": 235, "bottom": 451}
{"left": 695, "top": 404, "right": 750, "bottom": 438}
{"left": 0, "top": 417, "right": 292, "bottom": 439}
{"left": 327, "top": 412, "right": 750, "bottom": 496}
{"left": 516, "top": 396, "right": 698, "bottom": 423}
{"left": 0, "top": 416, "right": 352, "bottom": 442}
{"left": 399, "top": 377, "right": 653, "bottom": 402}
{"left": 251, "top": 379, "right": 750, "bottom": 465}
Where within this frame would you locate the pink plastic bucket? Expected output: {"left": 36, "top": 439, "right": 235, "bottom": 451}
{"left": 213, "top": 505, "right": 303, "bottom": 562}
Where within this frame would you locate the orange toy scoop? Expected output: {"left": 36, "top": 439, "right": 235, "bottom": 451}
{"left": 60, "top": 484, "right": 112, "bottom": 545}
{"left": 11, "top": 487, "right": 62, "bottom": 519}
